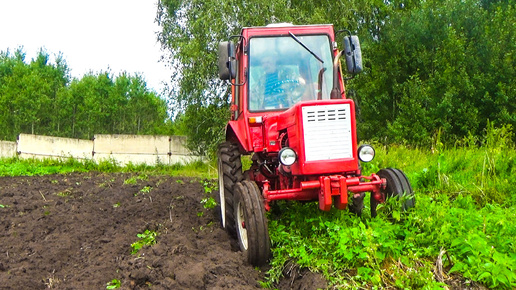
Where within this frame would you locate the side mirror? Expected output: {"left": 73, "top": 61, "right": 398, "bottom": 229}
{"left": 343, "top": 36, "right": 363, "bottom": 74}
{"left": 218, "top": 41, "right": 237, "bottom": 80}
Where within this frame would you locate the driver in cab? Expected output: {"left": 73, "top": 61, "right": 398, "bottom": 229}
{"left": 250, "top": 55, "right": 306, "bottom": 110}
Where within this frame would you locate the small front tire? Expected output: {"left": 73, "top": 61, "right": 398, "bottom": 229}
{"left": 234, "top": 180, "right": 271, "bottom": 266}
{"left": 373, "top": 168, "right": 415, "bottom": 217}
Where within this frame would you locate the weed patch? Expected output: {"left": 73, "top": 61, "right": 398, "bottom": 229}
{"left": 106, "top": 278, "right": 121, "bottom": 289}
{"left": 131, "top": 230, "right": 158, "bottom": 254}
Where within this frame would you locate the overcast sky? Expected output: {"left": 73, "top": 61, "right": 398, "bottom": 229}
{"left": 0, "top": 0, "right": 171, "bottom": 93}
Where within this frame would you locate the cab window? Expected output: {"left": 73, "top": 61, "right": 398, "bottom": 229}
{"left": 248, "top": 35, "right": 333, "bottom": 112}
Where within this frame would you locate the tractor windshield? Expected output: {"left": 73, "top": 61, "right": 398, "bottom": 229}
{"left": 248, "top": 34, "right": 333, "bottom": 112}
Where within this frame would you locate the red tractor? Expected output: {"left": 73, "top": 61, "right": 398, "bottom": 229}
{"left": 217, "top": 23, "right": 414, "bottom": 266}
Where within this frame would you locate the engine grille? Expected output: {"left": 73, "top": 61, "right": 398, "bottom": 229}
{"left": 302, "top": 104, "right": 353, "bottom": 162}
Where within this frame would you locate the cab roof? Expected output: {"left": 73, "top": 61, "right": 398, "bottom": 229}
{"left": 240, "top": 24, "right": 335, "bottom": 39}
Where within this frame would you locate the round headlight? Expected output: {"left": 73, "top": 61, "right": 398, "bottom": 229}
{"left": 358, "top": 144, "right": 375, "bottom": 162}
{"left": 279, "top": 147, "right": 297, "bottom": 166}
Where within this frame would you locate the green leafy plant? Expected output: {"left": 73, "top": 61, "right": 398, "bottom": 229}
{"left": 125, "top": 174, "right": 150, "bottom": 186}
{"left": 202, "top": 180, "right": 216, "bottom": 194}
{"left": 449, "top": 233, "right": 516, "bottom": 287}
{"left": 201, "top": 197, "right": 217, "bottom": 209}
{"left": 199, "top": 180, "right": 218, "bottom": 210}
{"left": 123, "top": 176, "right": 137, "bottom": 185}
{"left": 140, "top": 186, "right": 152, "bottom": 194}
{"left": 56, "top": 189, "right": 72, "bottom": 197}
{"left": 131, "top": 230, "right": 158, "bottom": 254}
{"left": 106, "top": 278, "right": 121, "bottom": 289}
{"left": 138, "top": 173, "right": 149, "bottom": 181}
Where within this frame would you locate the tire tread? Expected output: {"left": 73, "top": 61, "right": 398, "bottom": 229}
{"left": 217, "top": 142, "right": 243, "bottom": 237}
{"left": 235, "top": 180, "right": 270, "bottom": 266}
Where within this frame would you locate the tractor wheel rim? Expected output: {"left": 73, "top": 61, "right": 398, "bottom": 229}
{"left": 217, "top": 159, "right": 225, "bottom": 228}
{"left": 236, "top": 201, "right": 248, "bottom": 250}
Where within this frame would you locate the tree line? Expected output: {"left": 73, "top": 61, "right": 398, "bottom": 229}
{"left": 157, "top": 0, "right": 515, "bottom": 154}
{"left": 0, "top": 48, "right": 173, "bottom": 141}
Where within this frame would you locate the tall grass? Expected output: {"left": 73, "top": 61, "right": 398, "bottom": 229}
{"left": 362, "top": 122, "right": 516, "bottom": 206}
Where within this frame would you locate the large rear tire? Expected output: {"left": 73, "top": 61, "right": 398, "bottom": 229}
{"left": 234, "top": 180, "right": 271, "bottom": 266}
{"left": 373, "top": 168, "right": 415, "bottom": 217}
{"left": 217, "top": 142, "right": 243, "bottom": 237}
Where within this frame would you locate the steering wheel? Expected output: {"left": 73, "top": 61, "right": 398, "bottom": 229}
{"left": 263, "top": 78, "right": 306, "bottom": 109}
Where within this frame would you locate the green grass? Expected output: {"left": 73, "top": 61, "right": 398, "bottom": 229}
{"left": 267, "top": 193, "right": 516, "bottom": 288}
{"left": 362, "top": 139, "right": 516, "bottom": 207}
{"left": 0, "top": 157, "right": 215, "bottom": 179}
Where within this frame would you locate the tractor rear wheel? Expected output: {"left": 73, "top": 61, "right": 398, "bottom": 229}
{"left": 217, "top": 142, "right": 243, "bottom": 237}
{"left": 234, "top": 180, "right": 271, "bottom": 266}
{"left": 373, "top": 168, "right": 415, "bottom": 217}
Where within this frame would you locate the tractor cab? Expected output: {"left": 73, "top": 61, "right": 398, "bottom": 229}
{"left": 247, "top": 33, "right": 334, "bottom": 111}
{"left": 217, "top": 24, "right": 414, "bottom": 267}
{"left": 218, "top": 24, "right": 362, "bottom": 154}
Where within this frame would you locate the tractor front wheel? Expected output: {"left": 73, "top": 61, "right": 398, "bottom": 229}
{"left": 234, "top": 180, "right": 271, "bottom": 266}
{"left": 372, "top": 168, "right": 415, "bottom": 217}
{"left": 217, "top": 142, "right": 243, "bottom": 237}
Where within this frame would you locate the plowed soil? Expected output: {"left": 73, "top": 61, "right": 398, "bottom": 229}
{"left": 0, "top": 173, "right": 327, "bottom": 289}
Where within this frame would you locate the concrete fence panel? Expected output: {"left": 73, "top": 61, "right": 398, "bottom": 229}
{"left": 93, "top": 134, "right": 170, "bottom": 155}
{"left": 170, "top": 136, "right": 189, "bottom": 155}
{"left": 0, "top": 141, "right": 17, "bottom": 158}
{"left": 170, "top": 155, "right": 200, "bottom": 165}
{"left": 17, "top": 134, "right": 94, "bottom": 160}
{"left": 2, "top": 134, "right": 200, "bottom": 166}
{"left": 92, "top": 134, "right": 193, "bottom": 166}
